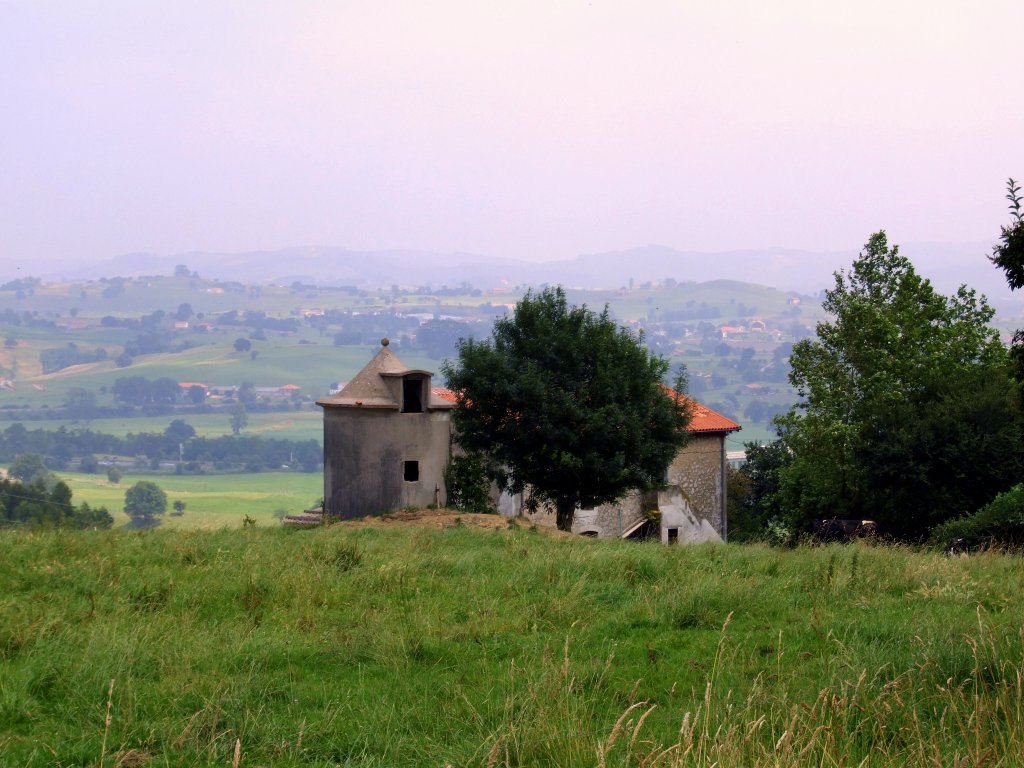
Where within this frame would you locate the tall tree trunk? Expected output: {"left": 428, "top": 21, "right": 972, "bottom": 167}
{"left": 555, "top": 495, "right": 575, "bottom": 532}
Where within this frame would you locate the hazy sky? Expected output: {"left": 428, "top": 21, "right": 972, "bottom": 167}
{"left": 3, "top": 1, "right": 1022, "bottom": 268}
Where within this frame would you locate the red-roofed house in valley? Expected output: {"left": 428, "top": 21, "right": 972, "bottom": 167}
{"left": 317, "top": 341, "right": 741, "bottom": 543}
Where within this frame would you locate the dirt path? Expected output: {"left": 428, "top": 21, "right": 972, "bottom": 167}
{"left": 331, "top": 507, "right": 571, "bottom": 536}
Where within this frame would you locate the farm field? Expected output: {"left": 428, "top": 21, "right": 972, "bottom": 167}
{"left": 0, "top": 525, "right": 1021, "bottom": 766}
{"left": 33, "top": 410, "right": 324, "bottom": 443}
{"left": 60, "top": 470, "right": 322, "bottom": 528}
{"left": 0, "top": 339, "right": 442, "bottom": 410}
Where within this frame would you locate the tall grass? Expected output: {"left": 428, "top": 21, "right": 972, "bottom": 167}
{"left": 593, "top": 608, "right": 1024, "bottom": 767}
{"left": 1, "top": 526, "right": 1021, "bottom": 766}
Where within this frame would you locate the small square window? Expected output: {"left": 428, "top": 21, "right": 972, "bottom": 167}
{"left": 404, "top": 460, "right": 419, "bottom": 482}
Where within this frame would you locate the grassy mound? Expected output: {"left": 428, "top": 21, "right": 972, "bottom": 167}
{"left": 1, "top": 525, "right": 1022, "bottom": 766}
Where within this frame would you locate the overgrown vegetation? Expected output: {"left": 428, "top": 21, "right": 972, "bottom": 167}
{"left": 0, "top": 476, "right": 111, "bottom": 529}
{"left": 931, "top": 483, "right": 1024, "bottom": 548}
{"left": 1, "top": 526, "right": 1022, "bottom": 766}
{"left": 443, "top": 452, "right": 495, "bottom": 514}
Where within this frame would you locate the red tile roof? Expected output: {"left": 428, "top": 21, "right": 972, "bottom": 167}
{"left": 660, "top": 384, "right": 740, "bottom": 433}
{"left": 431, "top": 387, "right": 458, "bottom": 403}
{"left": 433, "top": 386, "right": 740, "bottom": 434}
{"left": 686, "top": 399, "right": 742, "bottom": 434}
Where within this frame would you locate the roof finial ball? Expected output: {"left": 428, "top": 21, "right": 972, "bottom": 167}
{"left": 381, "top": 337, "right": 390, "bottom": 347}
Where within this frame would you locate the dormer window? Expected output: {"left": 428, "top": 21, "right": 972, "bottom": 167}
{"left": 402, "top": 377, "right": 424, "bottom": 413}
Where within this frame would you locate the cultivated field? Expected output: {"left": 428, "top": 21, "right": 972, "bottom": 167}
{"left": 39, "top": 411, "right": 324, "bottom": 443}
{"left": 1, "top": 524, "right": 1021, "bottom": 766}
{"left": 60, "top": 471, "right": 322, "bottom": 528}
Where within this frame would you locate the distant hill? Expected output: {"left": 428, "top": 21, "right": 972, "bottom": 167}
{"left": 33, "top": 240, "right": 1022, "bottom": 315}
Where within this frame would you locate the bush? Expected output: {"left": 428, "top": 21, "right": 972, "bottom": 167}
{"left": 444, "top": 453, "right": 494, "bottom": 514}
{"left": 931, "top": 484, "right": 1024, "bottom": 548}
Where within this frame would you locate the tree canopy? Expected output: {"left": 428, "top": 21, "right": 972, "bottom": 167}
{"left": 164, "top": 419, "right": 196, "bottom": 442}
{"left": 124, "top": 480, "right": 168, "bottom": 521}
{"left": 8, "top": 452, "right": 52, "bottom": 486}
{"left": 773, "top": 231, "right": 1023, "bottom": 538}
{"left": 442, "top": 286, "right": 692, "bottom": 531}
{"left": 989, "top": 178, "right": 1024, "bottom": 398}
{"left": 1, "top": 477, "right": 112, "bottom": 529}
{"left": 989, "top": 178, "right": 1024, "bottom": 289}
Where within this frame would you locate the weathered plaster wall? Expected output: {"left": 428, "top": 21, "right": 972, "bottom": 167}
{"left": 658, "top": 493, "right": 722, "bottom": 543}
{"left": 323, "top": 408, "right": 451, "bottom": 518}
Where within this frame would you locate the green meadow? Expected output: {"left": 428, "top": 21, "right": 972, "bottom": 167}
{"left": 40, "top": 410, "right": 324, "bottom": 442}
{"left": 1, "top": 527, "right": 1021, "bottom": 767}
{"left": 60, "top": 471, "right": 322, "bottom": 528}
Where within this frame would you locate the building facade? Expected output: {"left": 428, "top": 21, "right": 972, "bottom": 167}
{"left": 513, "top": 403, "right": 740, "bottom": 542}
{"left": 317, "top": 340, "right": 454, "bottom": 518}
{"left": 319, "top": 342, "right": 741, "bottom": 541}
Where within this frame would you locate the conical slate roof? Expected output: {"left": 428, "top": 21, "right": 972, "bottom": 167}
{"left": 316, "top": 340, "right": 451, "bottom": 410}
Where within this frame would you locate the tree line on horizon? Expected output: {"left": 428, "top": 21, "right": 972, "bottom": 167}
{"left": 0, "top": 420, "right": 321, "bottom": 475}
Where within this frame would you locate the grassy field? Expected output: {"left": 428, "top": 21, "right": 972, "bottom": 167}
{"left": 32, "top": 410, "right": 324, "bottom": 442}
{"left": 60, "top": 471, "right": 322, "bottom": 528}
{"left": 1, "top": 525, "right": 1022, "bottom": 767}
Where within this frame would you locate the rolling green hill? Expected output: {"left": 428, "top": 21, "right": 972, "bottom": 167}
{"left": 2, "top": 275, "right": 828, "bottom": 445}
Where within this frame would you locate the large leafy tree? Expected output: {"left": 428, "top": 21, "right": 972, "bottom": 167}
{"left": 8, "top": 452, "right": 52, "bottom": 486}
{"left": 990, "top": 178, "right": 1024, "bottom": 395}
{"left": 124, "top": 480, "right": 168, "bottom": 522}
{"left": 442, "top": 286, "right": 692, "bottom": 531}
{"left": 778, "top": 232, "right": 1022, "bottom": 538}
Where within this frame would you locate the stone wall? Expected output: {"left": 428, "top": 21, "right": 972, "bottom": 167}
{"left": 664, "top": 433, "right": 727, "bottom": 537}
{"left": 513, "top": 432, "right": 728, "bottom": 542}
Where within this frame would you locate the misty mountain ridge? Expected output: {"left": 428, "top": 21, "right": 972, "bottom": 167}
{"left": 35, "top": 240, "right": 1022, "bottom": 314}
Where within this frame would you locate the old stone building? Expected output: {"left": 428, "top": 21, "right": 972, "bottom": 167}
{"left": 512, "top": 402, "right": 740, "bottom": 542}
{"left": 316, "top": 340, "right": 454, "bottom": 518}
{"left": 319, "top": 341, "right": 741, "bottom": 541}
